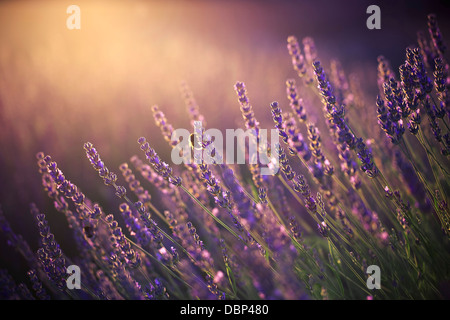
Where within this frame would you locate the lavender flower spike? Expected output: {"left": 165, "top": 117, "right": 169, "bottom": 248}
{"left": 287, "top": 35, "right": 307, "bottom": 79}
{"left": 84, "top": 142, "right": 128, "bottom": 197}
{"left": 427, "top": 14, "right": 446, "bottom": 57}
{"left": 355, "top": 138, "right": 379, "bottom": 178}
{"left": 138, "top": 137, "right": 182, "bottom": 187}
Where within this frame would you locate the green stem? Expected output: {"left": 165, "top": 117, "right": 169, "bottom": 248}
{"left": 179, "top": 185, "right": 242, "bottom": 241}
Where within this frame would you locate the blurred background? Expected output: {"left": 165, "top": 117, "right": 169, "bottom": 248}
{"left": 1, "top": 0, "right": 450, "bottom": 281}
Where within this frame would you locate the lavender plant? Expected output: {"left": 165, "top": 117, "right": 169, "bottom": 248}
{"left": 0, "top": 13, "right": 449, "bottom": 301}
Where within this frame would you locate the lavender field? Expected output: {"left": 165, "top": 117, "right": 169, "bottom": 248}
{"left": 1, "top": 0, "right": 450, "bottom": 301}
